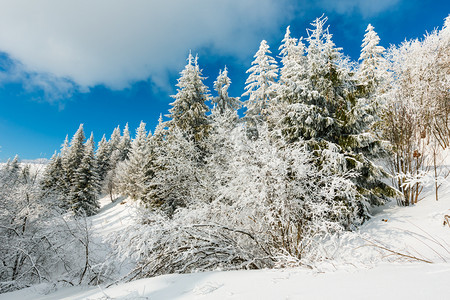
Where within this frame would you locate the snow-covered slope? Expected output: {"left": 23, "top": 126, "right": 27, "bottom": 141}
{"left": 2, "top": 182, "right": 450, "bottom": 300}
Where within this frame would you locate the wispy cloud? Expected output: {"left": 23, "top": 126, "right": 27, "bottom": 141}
{"left": 318, "top": 0, "right": 401, "bottom": 17}
{"left": 0, "top": 54, "right": 77, "bottom": 103}
{"left": 0, "top": 0, "right": 290, "bottom": 100}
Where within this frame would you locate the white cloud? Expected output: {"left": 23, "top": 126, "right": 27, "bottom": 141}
{"left": 319, "top": 0, "right": 401, "bottom": 17}
{"left": 0, "top": 0, "right": 289, "bottom": 97}
{"left": 0, "top": 56, "right": 77, "bottom": 103}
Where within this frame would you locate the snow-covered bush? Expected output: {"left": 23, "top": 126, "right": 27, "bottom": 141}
{"left": 112, "top": 126, "right": 363, "bottom": 279}
{"left": 0, "top": 160, "right": 109, "bottom": 293}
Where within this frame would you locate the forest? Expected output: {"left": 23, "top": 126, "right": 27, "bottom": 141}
{"left": 1, "top": 15, "right": 449, "bottom": 293}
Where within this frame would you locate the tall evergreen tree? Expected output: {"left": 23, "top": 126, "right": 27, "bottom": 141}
{"left": 118, "top": 121, "right": 153, "bottom": 202}
{"left": 40, "top": 152, "right": 66, "bottom": 206}
{"left": 242, "top": 40, "right": 278, "bottom": 138}
{"left": 268, "top": 26, "right": 308, "bottom": 140}
{"left": 118, "top": 123, "right": 132, "bottom": 161}
{"left": 96, "top": 135, "right": 111, "bottom": 184}
{"left": 166, "top": 52, "right": 210, "bottom": 144}
{"left": 64, "top": 124, "right": 86, "bottom": 187}
{"left": 212, "top": 67, "right": 242, "bottom": 116}
{"left": 358, "top": 24, "right": 387, "bottom": 96}
{"left": 70, "top": 134, "right": 100, "bottom": 216}
{"left": 108, "top": 126, "right": 122, "bottom": 159}
{"left": 273, "top": 16, "right": 393, "bottom": 217}
{"left": 277, "top": 26, "right": 308, "bottom": 101}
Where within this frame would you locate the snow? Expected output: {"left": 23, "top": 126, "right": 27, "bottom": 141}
{"left": 2, "top": 175, "right": 450, "bottom": 300}
{"left": 3, "top": 263, "right": 450, "bottom": 299}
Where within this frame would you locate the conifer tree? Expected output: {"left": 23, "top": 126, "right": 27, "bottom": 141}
{"left": 70, "top": 134, "right": 100, "bottom": 216}
{"left": 108, "top": 126, "right": 122, "bottom": 159}
{"left": 212, "top": 67, "right": 242, "bottom": 116}
{"left": 119, "top": 123, "right": 132, "bottom": 161}
{"left": 96, "top": 135, "right": 110, "bottom": 184}
{"left": 272, "top": 16, "right": 393, "bottom": 216}
{"left": 268, "top": 26, "right": 308, "bottom": 140}
{"left": 41, "top": 136, "right": 72, "bottom": 208}
{"left": 358, "top": 24, "right": 387, "bottom": 96}
{"left": 118, "top": 121, "right": 153, "bottom": 201}
{"left": 64, "top": 124, "right": 86, "bottom": 187}
{"left": 147, "top": 127, "right": 200, "bottom": 216}
{"left": 166, "top": 52, "right": 210, "bottom": 145}
{"left": 41, "top": 152, "right": 66, "bottom": 205}
{"left": 277, "top": 26, "right": 308, "bottom": 101}
{"left": 242, "top": 40, "right": 278, "bottom": 139}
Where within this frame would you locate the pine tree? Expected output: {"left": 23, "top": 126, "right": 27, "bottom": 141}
{"left": 268, "top": 26, "right": 309, "bottom": 141}
{"left": 358, "top": 24, "right": 387, "bottom": 96}
{"left": 277, "top": 26, "right": 308, "bottom": 101}
{"left": 64, "top": 124, "right": 86, "bottom": 187}
{"left": 166, "top": 52, "right": 210, "bottom": 144}
{"left": 272, "top": 16, "right": 393, "bottom": 217}
{"left": 70, "top": 133, "right": 100, "bottom": 216}
{"left": 119, "top": 123, "right": 132, "bottom": 161}
{"left": 118, "top": 121, "right": 153, "bottom": 201}
{"left": 108, "top": 126, "right": 122, "bottom": 158}
{"left": 212, "top": 66, "right": 242, "bottom": 116}
{"left": 242, "top": 40, "right": 278, "bottom": 138}
{"left": 96, "top": 135, "right": 110, "bottom": 184}
{"left": 147, "top": 127, "right": 201, "bottom": 216}
{"left": 41, "top": 152, "right": 65, "bottom": 205}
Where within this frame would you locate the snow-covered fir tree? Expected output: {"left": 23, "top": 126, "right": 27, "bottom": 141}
{"left": 96, "top": 135, "right": 110, "bottom": 185}
{"left": 271, "top": 17, "right": 393, "bottom": 216}
{"left": 69, "top": 134, "right": 100, "bottom": 216}
{"left": 118, "top": 123, "right": 132, "bottom": 161}
{"left": 40, "top": 152, "right": 66, "bottom": 204}
{"left": 117, "top": 121, "right": 153, "bottom": 202}
{"left": 358, "top": 24, "right": 387, "bottom": 97}
{"left": 242, "top": 40, "right": 278, "bottom": 138}
{"left": 64, "top": 125, "right": 85, "bottom": 179}
{"left": 277, "top": 26, "right": 308, "bottom": 102}
{"left": 268, "top": 26, "right": 308, "bottom": 140}
{"left": 166, "top": 52, "right": 210, "bottom": 145}
{"left": 212, "top": 66, "right": 242, "bottom": 116}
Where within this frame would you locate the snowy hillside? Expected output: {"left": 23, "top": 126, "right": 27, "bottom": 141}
{"left": 2, "top": 181, "right": 449, "bottom": 300}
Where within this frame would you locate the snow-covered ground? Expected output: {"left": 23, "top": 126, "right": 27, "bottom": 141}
{"left": 2, "top": 179, "right": 450, "bottom": 299}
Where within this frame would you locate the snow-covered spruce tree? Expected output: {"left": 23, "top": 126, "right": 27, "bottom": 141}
{"left": 267, "top": 26, "right": 309, "bottom": 140}
{"left": 212, "top": 66, "right": 242, "bottom": 116}
{"left": 242, "top": 40, "right": 278, "bottom": 139}
{"left": 356, "top": 24, "right": 390, "bottom": 143}
{"left": 204, "top": 67, "right": 243, "bottom": 204}
{"left": 95, "top": 135, "right": 110, "bottom": 185}
{"left": 64, "top": 125, "right": 85, "bottom": 181}
{"left": 277, "top": 26, "right": 308, "bottom": 102}
{"left": 52, "top": 125, "right": 87, "bottom": 210}
{"left": 358, "top": 24, "right": 388, "bottom": 97}
{"left": 65, "top": 124, "right": 85, "bottom": 170}
{"left": 41, "top": 135, "right": 74, "bottom": 209}
{"left": 40, "top": 152, "right": 66, "bottom": 205}
{"left": 147, "top": 126, "right": 204, "bottom": 216}
{"left": 144, "top": 53, "right": 211, "bottom": 214}
{"left": 118, "top": 123, "right": 132, "bottom": 161}
{"left": 102, "top": 124, "right": 132, "bottom": 201}
{"left": 108, "top": 126, "right": 122, "bottom": 156}
{"left": 116, "top": 121, "right": 153, "bottom": 202}
{"left": 69, "top": 134, "right": 100, "bottom": 216}
{"left": 166, "top": 52, "right": 211, "bottom": 147}
{"left": 271, "top": 17, "right": 393, "bottom": 217}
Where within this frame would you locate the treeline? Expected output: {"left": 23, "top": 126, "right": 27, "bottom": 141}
{"left": 1, "top": 15, "right": 449, "bottom": 291}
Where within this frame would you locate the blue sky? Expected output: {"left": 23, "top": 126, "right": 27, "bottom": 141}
{"left": 0, "top": 0, "right": 448, "bottom": 161}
